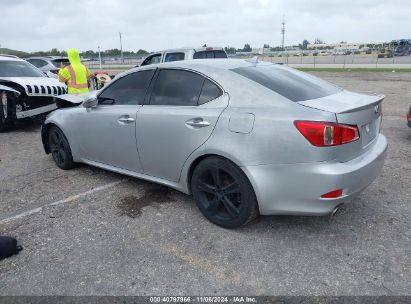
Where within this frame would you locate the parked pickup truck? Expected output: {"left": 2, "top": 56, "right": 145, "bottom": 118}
{"left": 140, "top": 47, "right": 228, "bottom": 66}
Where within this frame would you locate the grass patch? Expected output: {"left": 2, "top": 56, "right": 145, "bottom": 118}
{"left": 296, "top": 67, "right": 411, "bottom": 73}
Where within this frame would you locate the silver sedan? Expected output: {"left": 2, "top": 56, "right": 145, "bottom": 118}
{"left": 41, "top": 59, "right": 387, "bottom": 228}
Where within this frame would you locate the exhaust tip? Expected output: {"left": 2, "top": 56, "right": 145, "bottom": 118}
{"left": 329, "top": 204, "right": 343, "bottom": 219}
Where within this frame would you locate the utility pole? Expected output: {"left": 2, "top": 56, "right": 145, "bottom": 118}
{"left": 281, "top": 14, "right": 285, "bottom": 51}
{"left": 98, "top": 46, "right": 102, "bottom": 71}
{"left": 119, "top": 32, "right": 124, "bottom": 63}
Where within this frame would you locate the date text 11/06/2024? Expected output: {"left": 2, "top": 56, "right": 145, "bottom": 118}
{"left": 149, "top": 296, "right": 257, "bottom": 303}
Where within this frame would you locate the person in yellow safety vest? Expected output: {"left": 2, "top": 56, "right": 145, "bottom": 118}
{"left": 58, "top": 48, "right": 92, "bottom": 94}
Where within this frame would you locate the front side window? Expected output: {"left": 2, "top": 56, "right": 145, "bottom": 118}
{"left": 164, "top": 52, "right": 185, "bottom": 62}
{"left": 98, "top": 69, "right": 155, "bottom": 105}
{"left": 141, "top": 54, "right": 162, "bottom": 66}
{"left": 0, "top": 61, "right": 45, "bottom": 77}
{"left": 150, "top": 69, "right": 204, "bottom": 106}
{"left": 231, "top": 66, "right": 341, "bottom": 102}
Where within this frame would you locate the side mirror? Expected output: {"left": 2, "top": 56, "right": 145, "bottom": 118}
{"left": 83, "top": 96, "right": 98, "bottom": 109}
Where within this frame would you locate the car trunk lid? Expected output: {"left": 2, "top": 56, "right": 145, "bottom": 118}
{"left": 298, "top": 90, "right": 384, "bottom": 161}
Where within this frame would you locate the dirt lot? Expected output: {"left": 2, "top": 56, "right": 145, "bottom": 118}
{"left": 0, "top": 72, "right": 410, "bottom": 296}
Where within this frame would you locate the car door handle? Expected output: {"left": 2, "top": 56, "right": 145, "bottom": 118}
{"left": 117, "top": 116, "right": 135, "bottom": 124}
{"left": 185, "top": 118, "right": 210, "bottom": 128}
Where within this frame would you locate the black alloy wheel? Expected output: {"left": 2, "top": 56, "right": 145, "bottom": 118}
{"left": 191, "top": 157, "right": 258, "bottom": 228}
{"left": 48, "top": 126, "right": 75, "bottom": 170}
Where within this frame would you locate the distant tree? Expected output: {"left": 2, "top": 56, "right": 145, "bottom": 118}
{"left": 224, "top": 46, "right": 236, "bottom": 55}
{"left": 314, "top": 38, "right": 324, "bottom": 44}
{"left": 104, "top": 48, "right": 122, "bottom": 56}
{"left": 243, "top": 43, "right": 252, "bottom": 52}
{"left": 263, "top": 44, "right": 270, "bottom": 48}
{"left": 136, "top": 49, "right": 149, "bottom": 56}
{"left": 302, "top": 39, "right": 310, "bottom": 50}
{"left": 49, "top": 48, "right": 61, "bottom": 56}
{"left": 30, "top": 49, "right": 66, "bottom": 57}
{"left": 340, "top": 41, "right": 347, "bottom": 44}
{"left": 81, "top": 50, "right": 96, "bottom": 58}
{"left": 270, "top": 46, "right": 282, "bottom": 51}
{"left": 0, "top": 47, "right": 30, "bottom": 58}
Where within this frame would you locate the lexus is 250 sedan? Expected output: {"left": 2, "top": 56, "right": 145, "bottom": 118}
{"left": 42, "top": 59, "right": 387, "bottom": 228}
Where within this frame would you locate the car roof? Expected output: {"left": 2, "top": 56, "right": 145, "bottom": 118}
{"left": 151, "top": 46, "right": 225, "bottom": 54}
{"left": 0, "top": 55, "right": 25, "bottom": 61}
{"left": 133, "top": 58, "right": 272, "bottom": 72}
{"left": 27, "top": 56, "right": 68, "bottom": 60}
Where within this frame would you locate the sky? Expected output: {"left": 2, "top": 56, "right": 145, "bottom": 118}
{"left": 1, "top": 0, "right": 410, "bottom": 52}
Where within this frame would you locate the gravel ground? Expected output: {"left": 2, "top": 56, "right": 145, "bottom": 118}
{"left": 0, "top": 72, "right": 410, "bottom": 296}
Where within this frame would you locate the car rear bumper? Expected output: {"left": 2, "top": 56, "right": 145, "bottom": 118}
{"left": 243, "top": 134, "right": 388, "bottom": 216}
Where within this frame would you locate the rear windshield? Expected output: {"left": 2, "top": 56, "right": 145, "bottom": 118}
{"left": 51, "top": 59, "right": 70, "bottom": 68}
{"left": 0, "top": 61, "right": 45, "bottom": 77}
{"left": 193, "top": 50, "right": 227, "bottom": 59}
{"left": 231, "top": 66, "right": 341, "bottom": 102}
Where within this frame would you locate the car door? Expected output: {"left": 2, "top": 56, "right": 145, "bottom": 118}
{"left": 77, "top": 69, "right": 156, "bottom": 172}
{"left": 136, "top": 68, "right": 228, "bottom": 182}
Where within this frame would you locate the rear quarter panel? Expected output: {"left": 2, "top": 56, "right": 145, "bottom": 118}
{"left": 179, "top": 79, "right": 339, "bottom": 193}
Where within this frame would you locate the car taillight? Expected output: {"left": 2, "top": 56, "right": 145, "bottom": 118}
{"left": 321, "top": 189, "right": 343, "bottom": 199}
{"left": 294, "top": 121, "right": 360, "bottom": 147}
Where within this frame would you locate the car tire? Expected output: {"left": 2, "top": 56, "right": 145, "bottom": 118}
{"left": 48, "top": 126, "right": 75, "bottom": 170}
{"left": 191, "top": 156, "right": 259, "bottom": 228}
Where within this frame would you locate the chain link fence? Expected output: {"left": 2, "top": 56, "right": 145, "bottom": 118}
{"left": 82, "top": 53, "right": 411, "bottom": 74}
{"left": 256, "top": 52, "right": 411, "bottom": 68}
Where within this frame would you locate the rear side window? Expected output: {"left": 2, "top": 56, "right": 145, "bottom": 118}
{"left": 193, "top": 51, "right": 206, "bottom": 59}
{"left": 193, "top": 50, "right": 228, "bottom": 59}
{"left": 52, "top": 59, "right": 70, "bottom": 68}
{"left": 214, "top": 50, "right": 227, "bottom": 58}
{"left": 164, "top": 52, "right": 185, "bottom": 62}
{"left": 231, "top": 66, "right": 340, "bottom": 102}
{"left": 27, "top": 59, "right": 47, "bottom": 68}
{"left": 198, "top": 80, "right": 223, "bottom": 105}
{"left": 150, "top": 69, "right": 204, "bottom": 106}
{"left": 98, "top": 69, "right": 155, "bottom": 105}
